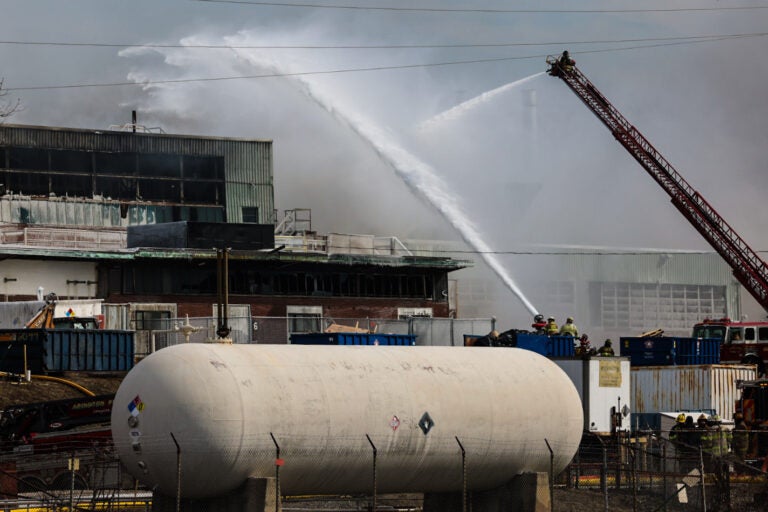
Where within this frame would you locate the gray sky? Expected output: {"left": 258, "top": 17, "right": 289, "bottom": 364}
{"left": 3, "top": 0, "right": 768, "bottom": 319}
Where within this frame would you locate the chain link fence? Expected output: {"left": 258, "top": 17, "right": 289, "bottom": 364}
{"left": 2, "top": 432, "right": 564, "bottom": 512}
{"left": 0, "top": 437, "right": 151, "bottom": 511}
{"left": 2, "top": 430, "right": 767, "bottom": 511}
{"left": 558, "top": 430, "right": 768, "bottom": 512}
{"left": 130, "top": 316, "right": 496, "bottom": 359}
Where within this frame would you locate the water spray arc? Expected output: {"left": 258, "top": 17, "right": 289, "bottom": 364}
{"left": 417, "top": 72, "right": 545, "bottom": 133}
{"left": 236, "top": 50, "right": 538, "bottom": 315}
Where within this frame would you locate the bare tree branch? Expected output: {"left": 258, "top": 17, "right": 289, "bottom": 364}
{"left": 0, "top": 78, "right": 21, "bottom": 122}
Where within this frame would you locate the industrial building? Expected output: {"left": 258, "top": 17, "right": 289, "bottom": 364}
{"left": 3, "top": 122, "right": 758, "bottom": 345}
{"left": 410, "top": 238, "right": 755, "bottom": 343}
{"left": 0, "top": 123, "right": 272, "bottom": 226}
{"left": 0, "top": 124, "right": 469, "bottom": 348}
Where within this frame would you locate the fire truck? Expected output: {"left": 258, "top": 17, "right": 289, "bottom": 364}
{"left": 735, "top": 379, "right": 768, "bottom": 466}
{"left": 547, "top": 53, "right": 768, "bottom": 375}
{"left": 692, "top": 318, "right": 768, "bottom": 374}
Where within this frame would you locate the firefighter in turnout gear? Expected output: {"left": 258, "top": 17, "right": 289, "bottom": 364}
{"left": 559, "top": 317, "right": 578, "bottom": 337}
{"left": 669, "top": 413, "right": 687, "bottom": 443}
{"left": 531, "top": 314, "right": 547, "bottom": 334}
{"left": 597, "top": 339, "right": 615, "bottom": 356}
{"left": 696, "top": 414, "right": 717, "bottom": 458}
{"left": 558, "top": 50, "right": 575, "bottom": 72}
{"left": 710, "top": 415, "right": 731, "bottom": 457}
{"left": 545, "top": 317, "right": 559, "bottom": 335}
{"left": 732, "top": 412, "right": 750, "bottom": 461}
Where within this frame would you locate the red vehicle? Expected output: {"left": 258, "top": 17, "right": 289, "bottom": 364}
{"left": 692, "top": 318, "right": 768, "bottom": 374}
{"left": 735, "top": 380, "right": 768, "bottom": 468}
{"left": 546, "top": 55, "right": 768, "bottom": 376}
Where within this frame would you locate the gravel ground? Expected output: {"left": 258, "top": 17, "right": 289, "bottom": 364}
{"left": 0, "top": 371, "right": 124, "bottom": 408}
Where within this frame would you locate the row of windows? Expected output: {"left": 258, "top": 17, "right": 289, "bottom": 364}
{"left": 0, "top": 147, "right": 225, "bottom": 206}
{"left": 10, "top": 201, "right": 224, "bottom": 226}
{"left": 590, "top": 282, "right": 727, "bottom": 331}
{"left": 113, "top": 264, "right": 441, "bottom": 299}
{"left": 2, "top": 148, "right": 224, "bottom": 179}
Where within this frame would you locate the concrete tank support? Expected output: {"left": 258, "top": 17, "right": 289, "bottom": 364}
{"left": 152, "top": 477, "right": 280, "bottom": 512}
{"left": 112, "top": 344, "right": 583, "bottom": 499}
{"left": 424, "top": 472, "right": 551, "bottom": 512}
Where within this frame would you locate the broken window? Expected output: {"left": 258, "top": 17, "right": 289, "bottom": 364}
{"left": 50, "top": 150, "right": 92, "bottom": 173}
{"left": 52, "top": 173, "right": 91, "bottom": 197}
{"left": 138, "top": 154, "right": 181, "bottom": 178}
{"left": 6, "top": 170, "right": 49, "bottom": 195}
{"left": 242, "top": 207, "right": 259, "bottom": 223}
{"left": 8, "top": 147, "right": 48, "bottom": 171}
{"left": 138, "top": 178, "right": 180, "bottom": 202}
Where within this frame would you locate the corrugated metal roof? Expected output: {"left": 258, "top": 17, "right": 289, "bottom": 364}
{"left": 0, "top": 123, "right": 272, "bottom": 145}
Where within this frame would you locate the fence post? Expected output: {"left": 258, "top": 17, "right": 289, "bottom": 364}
{"left": 630, "top": 447, "right": 637, "bottom": 512}
{"left": 723, "top": 460, "right": 731, "bottom": 512}
{"left": 662, "top": 442, "right": 667, "bottom": 512}
{"left": 591, "top": 432, "right": 608, "bottom": 512}
{"left": 699, "top": 446, "right": 707, "bottom": 512}
{"left": 455, "top": 436, "right": 467, "bottom": 512}
{"left": 270, "top": 432, "right": 282, "bottom": 512}
{"left": 576, "top": 448, "right": 581, "bottom": 489}
{"left": 615, "top": 431, "right": 622, "bottom": 490}
{"left": 602, "top": 438, "right": 609, "bottom": 512}
{"left": 69, "top": 450, "right": 76, "bottom": 512}
{"left": 366, "top": 434, "right": 377, "bottom": 512}
{"left": 544, "top": 439, "right": 554, "bottom": 508}
{"left": 170, "top": 433, "right": 181, "bottom": 512}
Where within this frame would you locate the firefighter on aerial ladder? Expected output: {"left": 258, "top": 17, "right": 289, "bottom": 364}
{"left": 558, "top": 51, "right": 575, "bottom": 73}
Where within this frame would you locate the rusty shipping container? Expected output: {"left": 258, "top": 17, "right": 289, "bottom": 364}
{"left": 631, "top": 364, "right": 757, "bottom": 419}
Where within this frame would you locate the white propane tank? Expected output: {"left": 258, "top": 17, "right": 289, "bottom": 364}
{"left": 111, "top": 344, "right": 582, "bottom": 498}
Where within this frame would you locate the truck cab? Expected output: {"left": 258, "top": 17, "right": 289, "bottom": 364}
{"left": 692, "top": 317, "right": 768, "bottom": 374}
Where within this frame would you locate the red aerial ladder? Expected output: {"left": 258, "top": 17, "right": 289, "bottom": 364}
{"left": 546, "top": 53, "right": 768, "bottom": 312}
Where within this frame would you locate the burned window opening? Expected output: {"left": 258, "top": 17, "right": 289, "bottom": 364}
{"left": 95, "top": 152, "right": 136, "bottom": 176}
{"left": 138, "top": 154, "right": 181, "bottom": 178}
{"left": 242, "top": 207, "right": 259, "bottom": 223}
{"left": 113, "top": 263, "right": 439, "bottom": 300}
{"left": 2, "top": 147, "right": 225, "bottom": 206}
{"left": 51, "top": 150, "right": 92, "bottom": 174}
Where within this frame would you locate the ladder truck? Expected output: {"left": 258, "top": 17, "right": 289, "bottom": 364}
{"left": 546, "top": 52, "right": 768, "bottom": 372}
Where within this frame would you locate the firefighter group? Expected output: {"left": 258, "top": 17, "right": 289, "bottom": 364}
{"left": 530, "top": 314, "right": 614, "bottom": 356}
{"left": 669, "top": 412, "right": 755, "bottom": 465}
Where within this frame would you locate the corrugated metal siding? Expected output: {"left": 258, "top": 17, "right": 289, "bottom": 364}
{"left": 103, "top": 304, "right": 130, "bottom": 330}
{"left": 511, "top": 252, "right": 736, "bottom": 286}
{"left": 514, "top": 251, "right": 740, "bottom": 327}
{"left": 0, "top": 301, "right": 43, "bottom": 328}
{"left": 0, "top": 329, "right": 134, "bottom": 372}
{"left": 631, "top": 364, "right": 757, "bottom": 417}
{"left": 224, "top": 142, "right": 273, "bottom": 223}
{"left": 0, "top": 125, "right": 274, "bottom": 224}
{"left": 0, "top": 125, "right": 270, "bottom": 154}
{"left": 45, "top": 330, "right": 134, "bottom": 371}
